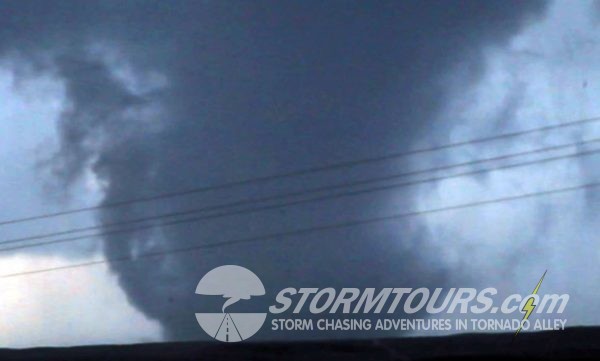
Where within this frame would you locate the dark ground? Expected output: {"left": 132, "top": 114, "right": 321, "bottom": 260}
{"left": 1, "top": 327, "right": 598, "bottom": 361}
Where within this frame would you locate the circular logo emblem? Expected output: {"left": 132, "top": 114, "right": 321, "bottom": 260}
{"left": 195, "top": 265, "right": 266, "bottom": 342}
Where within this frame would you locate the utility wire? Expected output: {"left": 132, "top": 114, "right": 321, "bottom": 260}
{"left": 2, "top": 137, "right": 599, "bottom": 246}
{"left": 1, "top": 115, "right": 599, "bottom": 227}
{"left": 2, "top": 181, "right": 597, "bottom": 279}
{"left": 1, "top": 147, "right": 598, "bottom": 253}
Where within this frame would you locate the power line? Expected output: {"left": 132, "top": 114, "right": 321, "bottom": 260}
{"left": 2, "top": 137, "right": 599, "bottom": 246}
{"left": 2, "top": 181, "right": 597, "bottom": 279}
{"left": 1, "top": 115, "right": 599, "bottom": 227}
{"left": 2, "top": 148, "right": 598, "bottom": 253}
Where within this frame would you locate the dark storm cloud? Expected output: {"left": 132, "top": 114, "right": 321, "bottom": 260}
{"left": 51, "top": 56, "right": 148, "bottom": 185}
{"left": 0, "top": 1, "right": 547, "bottom": 340}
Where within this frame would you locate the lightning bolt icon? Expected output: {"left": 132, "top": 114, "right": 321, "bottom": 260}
{"left": 514, "top": 270, "right": 547, "bottom": 338}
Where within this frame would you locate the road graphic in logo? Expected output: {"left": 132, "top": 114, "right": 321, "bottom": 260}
{"left": 195, "top": 265, "right": 267, "bottom": 342}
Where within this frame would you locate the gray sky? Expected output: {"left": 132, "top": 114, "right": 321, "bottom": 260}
{"left": 0, "top": 0, "right": 598, "bottom": 347}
